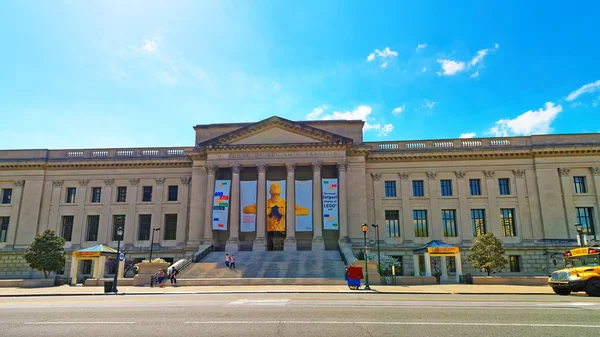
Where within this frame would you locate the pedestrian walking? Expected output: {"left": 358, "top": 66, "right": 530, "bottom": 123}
{"left": 225, "top": 253, "right": 230, "bottom": 267}
{"left": 170, "top": 267, "right": 179, "bottom": 285}
{"left": 229, "top": 255, "right": 236, "bottom": 269}
{"left": 157, "top": 269, "right": 165, "bottom": 288}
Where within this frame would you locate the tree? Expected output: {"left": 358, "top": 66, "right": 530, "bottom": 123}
{"left": 23, "top": 230, "right": 66, "bottom": 279}
{"left": 468, "top": 233, "right": 508, "bottom": 276}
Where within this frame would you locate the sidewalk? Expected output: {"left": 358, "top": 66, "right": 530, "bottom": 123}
{"left": 0, "top": 284, "right": 555, "bottom": 297}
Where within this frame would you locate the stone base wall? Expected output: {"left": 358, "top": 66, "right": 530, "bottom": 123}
{"left": 0, "top": 253, "right": 44, "bottom": 279}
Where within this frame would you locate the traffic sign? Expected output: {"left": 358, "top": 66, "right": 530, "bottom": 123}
{"left": 118, "top": 252, "right": 125, "bottom": 261}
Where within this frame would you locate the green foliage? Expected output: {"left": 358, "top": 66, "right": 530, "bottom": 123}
{"left": 355, "top": 249, "right": 400, "bottom": 274}
{"left": 468, "top": 233, "right": 508, "bottom": 276}
{"left": 23, "top": 230, "right": 66, "bottom": 279}
{"left": 139, "top": 258, "right": 169, "bottom": 264}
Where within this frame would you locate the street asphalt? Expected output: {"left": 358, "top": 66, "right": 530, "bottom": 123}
{"left": 1, "top": 293, "right": 599, "bottom": 336}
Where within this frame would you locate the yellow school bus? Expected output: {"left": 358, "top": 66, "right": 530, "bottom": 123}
{"left": 548, "top": 247, "right": 600, "bottom": 296}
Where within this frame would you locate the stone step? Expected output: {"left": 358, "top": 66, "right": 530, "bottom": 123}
{"left": 163, "top": 278, "right": 347, "bottom": 286}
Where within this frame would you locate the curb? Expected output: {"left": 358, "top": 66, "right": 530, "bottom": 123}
{"left": 0, "top": 290, "right": 555, "bottom": 297}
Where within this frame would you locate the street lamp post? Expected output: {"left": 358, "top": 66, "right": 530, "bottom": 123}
{"left": 361, "top": 224, "right": 371, "bottom": 290}
{"left": 149, "top": 228, "right": 161, "bottom": 262}
{"left": 372, "top": 224, "right": 381, "bottom": 274}
{"left": 575, "top": 223, "right": 584, "bottom": 247}
{"left": 111, "top": 226, "right": 124, "bottom": 293}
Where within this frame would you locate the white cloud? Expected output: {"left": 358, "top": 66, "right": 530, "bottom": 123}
{"left": 307, "top": 105, "right": 327, "bottom": 120}
{"left": 470, "top": 71, "right": 479, "bottom": 78}
{"left": 470, "top": 49, "right": 488, "bottom": 66}
{"left": 366, "top": 47, "right": 398, "bottom": 68}
{"left": 488, "top": 102, "right": 563, "bottom": 136}
{"left": 422, "top": 99, "right": 436, "bottom": 109}
{"left": 566, "top": 80, "right": 600, "bottom": 101}
{"left": 422, "top": 67, "right": 427, "bottom": 72}
{"left": 417, "top": 43, "right": 427, "bottom": 51}
{"left": 307, "top": 105, "right": 393, "bottom": 136}
{"left": 142, "top": 39, "right": 157, "bottom": 52}
{"left": 460, "top": 132, "right": 477, "bottom": 139}
{"left": 392, "top": 105, "right": 405, "bottom": 115}
{"left": 157, "top": 71, "right": 176, "bottom": 86}
{"left": 436, "top": 59, "right": 466, "bottom": 75}
{"left": 495, "top": 43, "right": 500, "bottom": 49}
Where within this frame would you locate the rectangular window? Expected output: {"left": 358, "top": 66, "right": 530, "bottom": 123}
{"left": 384, "top": 181, "right": 397, "bottom": 198}
{"left": 61, "top": 216, "right": 74, "bottom": 241}
{"left": 138, "top": 214, "right": 152, "bottom": 241}
{"left": 91, "top": 187, "right": 101, "bottom": 203}
{"left": 413, "top": 210, "right": 428, "bottom": 237}
{"left": 471, "top": 209, "right": 486, "bottom": 237}
{"left": 574, "top": 176, "right": 587, "bottom": 194}
{"left": 168, "top": 185, "right": 179, "bottom": 201}
{"left": 142, "top": 186, "right": 153, "bottom": 202}
{"left": 0, "top": 217, "right": 9, "bottom": 243}
{"left": 65, "top": 187, "right": 76, "bottom": 203}
{"left": 447, "top": 256, "right": 456, "bottom": 273}
{"left": 86, "top": 215, "right": 99, "bottom": 241}
{"left": 440, "top": 180, "right": 452, "bottom": 196}
{"left": 112, "top": 215, "right": 125, "bottom": 241}
{"left": 498, "top": 178, "right": 511, "bottom": 195}
{"left": 116, "top": 187, "right": 127, "bottom": 202}
{"left": 412, "top": 180, "right": 424, "bottom": 197}
{"left": 500, "top": 208, "right": 517, "bottom": 237}
{"left": 82, "top": 260, "right": 93, "bottom": 275}
{"left": 576, "top": 207, "right": 596, "bottom": 236}
{"left": 1, "top": 188, "right": 12, "bottom": 204}
{"left": 418, "top": 255, "right": 426, "bottom": 274}
{"left": 164, "top": 214, "right": 178, "bottom": 240}
{"left": 441, "top": 209, "right": 457, "bottom": 237}
{"left": 385, "top": 210, "right": 400, "bottom": 237}
{"left": 509, "top": 255, "right": 521, "bottom": 272}
{"left": 469, "top": 179, "right": 481, "bottom": 196}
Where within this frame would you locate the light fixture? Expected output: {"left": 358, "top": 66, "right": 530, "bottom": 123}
{"left": 361, "top": 224, "right": 368, "bottom": 233}
{"left": 575, "top": 223, "right": 583, "bottom": 233}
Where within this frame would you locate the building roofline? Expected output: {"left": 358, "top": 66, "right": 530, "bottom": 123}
{"left": 193, "top": 118, "right": 365, "bottom": 129}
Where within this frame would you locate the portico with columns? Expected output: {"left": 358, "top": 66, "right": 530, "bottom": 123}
{"left": 186, "top": 116, "right": 363, "bottom": 252}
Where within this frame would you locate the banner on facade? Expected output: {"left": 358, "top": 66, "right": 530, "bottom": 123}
{"left": 240, "top": 180, "right": 257, "bottom": 232}
{"left": 212, "top": 180, "right": 231, "bottom": 231}
{"left": 266, "top": 180, "right": 286, "bottom": 232}
{"left": 295, "top": 180, "right": 313, "bottom": 232}
{"left": 322, "top": 178, "right": 339, "bottom": 230}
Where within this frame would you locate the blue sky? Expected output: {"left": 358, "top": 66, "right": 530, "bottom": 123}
{"left": 1, "top": 0, "right": 599, "bottom": 149}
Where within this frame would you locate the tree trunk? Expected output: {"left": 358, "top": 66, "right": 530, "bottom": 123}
{"left": 43, "top": 270, "right": 49, "bottom": 279}
{"left": 487, "top": 269, "right": 491, "bottom": 276}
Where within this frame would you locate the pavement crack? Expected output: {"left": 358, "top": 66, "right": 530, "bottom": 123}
{"left": 275, "top": 321, "right": 283, "bottom": 337}
{"left": 354, "top": 322, "right": 374, "bottom": 337}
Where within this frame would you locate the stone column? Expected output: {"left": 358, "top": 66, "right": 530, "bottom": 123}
{"left": 337, "top": 161, "right": 349, "bottom": 243}
{"left": 70, "top": 256, "right": 79, "bottom": 285}
{"left": 93, "top": 258, "right": 100, "bottom": 279}
{"left": 153, "top": 178, "right": 165, "bottom": 245}
{"left": 4, "top": 180, "right": 24, "bottom": 248}
{"left": 559, "top": 167, "right": 578, "bottom": 239}
{"left": 591, "top": 167, "right": 600, "bottom": 237}
{"left": 312, "top": 161, "right": 325, "bottom": 250}
{"left": 426, "top": 172, "right": 440, "bottom": 239}
{"left": 99, "top": 180, "right": 114, "bottom": 244}
{"left": 284, "top": 163, "right": 297, "bottom": 251}
{"left": 440, "top": 257, "right": 448, "bottom": 281}
{"left": 48, "top": 180, "right": 63, "bottom": 232}
{"left": 226, "top": 165, "right": 241, "bottom": 252}
{"left": 124, "top": 178, "right": 139, "bottom": 248}
{"left": 513, "top": 169, "right": 533, "bottom": 241}
{"left": 253, "top": 164, "right": 267, "bottom": 251}
{"left": 399, "top": 173, "right": 413, "bottom": 243}
{"left": 484, "top": 170, "right": 501, "bottom": 238}
{"left": 71, "top": 179, "right": 89, "bottom": 248}
{"left": 424, "top": 252, "right": 432, "bottom": 276}
{"left": 187, "top": 162, "right": 207, "bottom": 247}
{"left": 455, "top": 171, "right": 472, "bottom": 243}
{"left": 413, "top": 254, "right": 420, "bottom": 276}
{"left": 177, "top": 176, "right": 192, "bottom": 248}
{"left": 455, "top": 253, "right": 463, "bottom": 283}
{"left": 202, "top": 166, "right": 217, "bottom": 245}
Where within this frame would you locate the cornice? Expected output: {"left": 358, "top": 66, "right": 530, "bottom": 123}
{"left": 205, "top": 142, "right": 347, "bottom": 152}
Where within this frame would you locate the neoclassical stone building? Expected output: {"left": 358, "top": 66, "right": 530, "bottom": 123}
{"left": 0, "top": 116, "right": 599, "bottom": 279}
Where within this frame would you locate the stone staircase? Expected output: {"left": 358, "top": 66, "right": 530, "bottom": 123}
{"left": 178, "top": 251, "right": 346, "bottom": 283}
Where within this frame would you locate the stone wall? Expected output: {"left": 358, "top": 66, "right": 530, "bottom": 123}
{"left": 0, "top": 253, "right": 44, "bottom": 279}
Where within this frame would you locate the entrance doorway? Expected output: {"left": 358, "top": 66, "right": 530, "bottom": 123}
{"left": 267, "top": 231, "right": 285, "bottom": 251}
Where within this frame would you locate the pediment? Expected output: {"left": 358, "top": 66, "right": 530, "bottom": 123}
{"left": 197, "top": 116, "right": 353, "bottom": 148}
{"left": 230, "top": 127, "right": 322, "bottom": 145}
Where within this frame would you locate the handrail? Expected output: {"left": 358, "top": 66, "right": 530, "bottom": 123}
{"left": 338, "top": 245, "right": 348, "bottom": 266}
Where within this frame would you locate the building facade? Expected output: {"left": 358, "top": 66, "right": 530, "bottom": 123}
{"left": 1, "top": 116, "right": 599, "bottom": 279}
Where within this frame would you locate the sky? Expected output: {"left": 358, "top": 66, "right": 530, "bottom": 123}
{"left": 1, "top": 0, "right": 600, "bottom": 150}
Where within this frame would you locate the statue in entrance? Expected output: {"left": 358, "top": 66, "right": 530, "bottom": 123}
{"left": 243, "top": 182, "right": 309, "bottom": 232}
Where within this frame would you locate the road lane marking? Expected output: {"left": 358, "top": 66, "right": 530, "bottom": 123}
{"left": 228, "top": 299, "right": 289, "bottom": 306}
{"left": 25, "top": 322, "right": 135, "bottom": 325}
{"left": 184, "top": 321, "right": 600, "bottom": 328}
